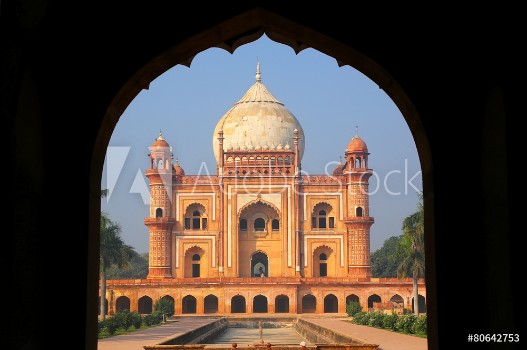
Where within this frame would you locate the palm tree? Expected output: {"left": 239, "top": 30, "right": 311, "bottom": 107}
{"left": 99, "top": 210, "right": 134, "bottom": 319}
{"left": 397, "top": 192, "right": 425, "bottom": 316}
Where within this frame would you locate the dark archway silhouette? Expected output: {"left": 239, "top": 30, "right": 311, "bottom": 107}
{"left": 275, "top": 295, "right": 289, "bottom": 313}
{"left": 390, "top": 294, "right": 404, "bottom": 307}
{"left": 346, "top": 294, "right": 359, "bottom": 305}
{"left": 116, "top": 296, "right": 130, "bottom": 312}
{"left": 324, "top": 294, "right": 338, "bottom": 313}
{"left": 367, "top": 294, "right": 381, "bottom": 309}
{"left": 412, "top": 295, "right": 427, "bottom": 314}
{"left": 138, "top": 296, "right": 153, "bottom": 314}
{"left": 182, "top": 295, "right": 197, "bottom": 314}
{"left": 204, "top": 294, "right": 219, "bottom": 313}
{"left": 231, "top": 295, "right": 246, "bottom": 313}
{"left": 302, "top": 294, "right": 316, "bottom": 313}
{"left": 253, "top": 295, "right": 268, "bottom": 313}
{"left": 87, "top": 8, "right": 437, "bottom": 349}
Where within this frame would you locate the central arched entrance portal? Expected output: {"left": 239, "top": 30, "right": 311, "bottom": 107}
{"left": 251, "top": 251, "right": 268, "bottom": 277}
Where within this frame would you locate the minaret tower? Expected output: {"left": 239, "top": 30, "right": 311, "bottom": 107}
{"left": 144, "top": 131, "right": 174, "bottom": 278}
{"left": 344, "top": 128, "right": 374, "bottom": 279}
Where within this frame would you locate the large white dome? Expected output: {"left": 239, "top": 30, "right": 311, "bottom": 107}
{"left": 212, "top": 64, "right": 305, "bottom": 163}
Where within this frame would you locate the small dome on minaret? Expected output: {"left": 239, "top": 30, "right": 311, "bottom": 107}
{"left": 151, "top": 131, "right": 170, "bottom": 148}
{"left": 173, "top": 159, "right": 185, "bottom": 176}
{"left": 332, "top": 157, "right": 346, "bottom": 176}
{"left": 346, "top": 127, "right": 369, "bottom": 153}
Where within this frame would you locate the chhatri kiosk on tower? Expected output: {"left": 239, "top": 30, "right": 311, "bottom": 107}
{"left": 105, "top": 63, "right": 426, "bottom": 315}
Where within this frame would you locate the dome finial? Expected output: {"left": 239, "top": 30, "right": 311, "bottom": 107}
{"left": 355, "top": 125, "right": 359, "bottom": 137}
{"left": 256, "top": 60, "right": 261, "bottom": 82}
{"left": 157, "top": 130, "right": 165, "bottom": 141}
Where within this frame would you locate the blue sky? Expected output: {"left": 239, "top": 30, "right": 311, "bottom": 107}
{"left": 101, "top": 34, "right": 422, "bottom": 254}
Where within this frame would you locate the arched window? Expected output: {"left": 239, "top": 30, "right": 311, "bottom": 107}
{"left": 311, "top": 203, "right": 335, "bottom": 229}
{"left": 155, "top": 208, "right": 163, "bottom": 218}
{"left": 240, "top": 218, "right": 247, "bottom": 231}
{"left": 251, "top": 251, "right": 268, "bottom": 277}
{"left": 254, "top": 218, "right": 265, "bottom": 231}
{"left": 319, "top": 253, "right": 328, "bottom": 277}
{"left": 184, "top": 204, "right": 207, "bottom": 230}
{"left": 318, "top": 210, "right": 327, "bottom": 228}
{"left": 192, "top": 254, "right": 200, "bottom": 277}
{"left": 356, "top": 207, "right": 363, "bottom": 217}
{"left": 192, "top": 210, "right": 201, "bottom": 228}
{"left": 272, "top": 219, "right": 279, "bottom": 231}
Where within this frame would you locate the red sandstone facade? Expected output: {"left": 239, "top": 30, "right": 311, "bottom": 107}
{"left": 102, "top": 65, "right": 426, "bottom": 315}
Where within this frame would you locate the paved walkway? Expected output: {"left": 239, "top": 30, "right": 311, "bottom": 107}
{"left": 97, "top": 316, "right": 428, "bottom": 350}
{"left": 97, "top": 317, "right": 220, "bottom": 350}
{"left": 306, "top": 317, "right": 428, "bottom": 350}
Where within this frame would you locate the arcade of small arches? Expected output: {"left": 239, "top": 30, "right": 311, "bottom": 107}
{"left": 100, "top": 290, "right": 427, "bottom": 316}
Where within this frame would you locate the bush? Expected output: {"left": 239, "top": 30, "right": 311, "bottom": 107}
{"left": 128, "top": 311, "right": 143, "bottom": 329}
{"left": 143, "top": 313, "right": 156, "bottom": 326}
{"left": 382, "top": 313, "right": 398, "bottom": 330}
{"left": 114, "top": 310, "right": 132, "bottom": 330}
{"left": 368, "top": 312, "right": 386, "bottom": 328}
{"left": 346, "top": 301, "right": 363, "bottom": 316}
{"left": 98, "top": 319, "right": 106, "bottom": 335}
{"left": 152, "top": 310, "right": 164, "bottom": 323}
{"left": 351, "top": 310, "right": 427, "bottom": 337}
{"left": 395, "top": 314, "right": 417, "bottom": 334}
{"left": 103, "top": 316, "right": 121, "bottom": 335}
{"left": 411, "top": 315, "right": 427, "bottom": 335}
{"left": 351, "top": 311, "right": 370, "bottom": 325}
{"left": 143, "top": 311, "right": 163, "bottom": 326}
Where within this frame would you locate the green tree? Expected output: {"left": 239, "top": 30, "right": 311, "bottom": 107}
{"left": 397, "top": 192, "right": 425, "bottom": 316}
{"left": 100, "top": 211, "right": 135, "bottom": 320}
{"left": 154, "top": 297, "right": 175, "bottom": 318}
{"left": 371, "top": 235, "right": 402, "bottom": 277}
{"left": 106, "top": 252, "right": 149, "bottom": 279}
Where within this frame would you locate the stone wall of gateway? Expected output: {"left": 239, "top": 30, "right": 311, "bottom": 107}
{"left": 102, "top": 278, "right": 426, "bottom": 316}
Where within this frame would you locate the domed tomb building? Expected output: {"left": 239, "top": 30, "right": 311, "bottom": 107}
{"left": 104, "top": 64, "right": 426, "bottom": 315}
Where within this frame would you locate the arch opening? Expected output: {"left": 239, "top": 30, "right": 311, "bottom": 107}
{"left": 91, "top": 8, "right": 433, "bottom": 347}
{"left": 231, "top": 295, "right": 246, "bottom": 313}
{"left": 253, "top": 295, "right": 268, "bottom": 313}
{"left": 251, "top": 251, "right": 268, "bottom": 277}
